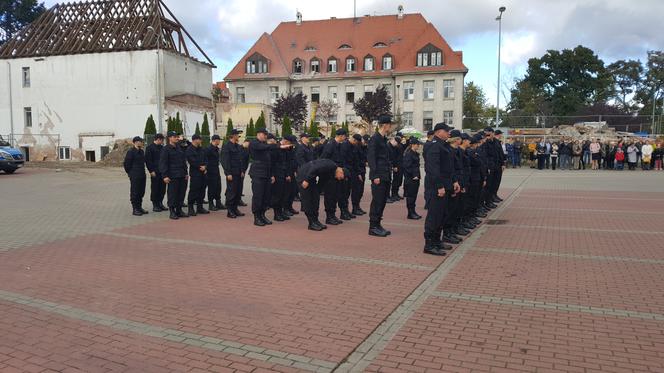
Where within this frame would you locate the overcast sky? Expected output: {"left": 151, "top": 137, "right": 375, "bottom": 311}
{"left": 45, "top": 0, "right": 664, "bottom": 107}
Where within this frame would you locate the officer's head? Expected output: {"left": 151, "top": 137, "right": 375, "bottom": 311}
{"left": 350, "top": 134, "right": 362, "bottom": 145}
{"left": 256, "top": 128, "right": 268, "bottom": 141}
{"left": 460, "top": 133, "right": 471, "bottom": 148}
{"left": 132, "top": 136, "right": 144, "bottom": 148}
{"left": 484, "top": 127, "right": 495, "bottom": 139}
{"left": 229, "top": 129, "right": 243, "bottom": 143}
{"left": 191, "top": 134, "right": 202, "bottom": 147}
{"left": 407, "top": 136, "right": 421, "bottom": 151}
{"left": 433, "top": 122, "right": 452, "bottom": 140}
{"left": 495, "top": 129, "right": 503, "bottom": 139}
{"left": 335, "top": 167, "right": 346, "bottom": 181}
{"left": 335, "top": 128, "right": 348, "bottom": 142}
{"left": 154, "top": 133, "right": 164, "bottom": 145}
{"left": 300, "top": 133, "right": 310, "bottom": 145}
{"left": 267, "top": 133, "right": 276, "bottom": 144}
{"left": 377, "top": 115, "right": 393, "bottom": 134}
{"left": 211, "top": 134, "right": 221, "bottom": 146}
{"left": 167, "top": 131, "right": 179, "bottom": 145}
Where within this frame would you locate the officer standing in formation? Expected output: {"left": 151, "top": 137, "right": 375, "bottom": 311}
{"left": 221, "top": 129, "right": 245, "bottom": 218}
{"left": 123, "top": 136, "right": 149, "bottom": 216}
{"left": 389, "top": 134, "right": 405, "bottom": 202}
{"left": 205, "top": 134, "right": 224, "bottom": 212}
{"left": 145, "top": 134, "right": 166, "bottom": 212}
{"left": 402, "top": 136, "right": 423, "bottom": 220}
{"left": 350, "top": 134, "right": 367, "bottom": 216}
{"left": 321, "top": 128, "right": 350, "bottom": 224}
{"left": 367, "top": 115, "right": 394, "bottom": 237}
{"left": 185, "top": 134, "right": 209, "bottom": 216}
{"left": 159, "top": 131, "right": 188, "bottom": 219}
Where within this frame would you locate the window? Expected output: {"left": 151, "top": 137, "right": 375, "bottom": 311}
{"left": 416, "top": 44, "right": 443, "bottom": 67}
{"left": 382, "top": 55, "right": 393, "bottom": 70}
{"left": 339, "top": 44, "right": 352, "bottom": 50}
{"left": 423, "top": 111, "right": 433, "bottom": 131}
{"left": 402, "top": 112, "right": 413, "bottom": 128}
{"left": 444, "top": 110, "right": 454, "bottom": 125}
{"left": 328, "top": 86, "right": 338, "bottom": 103}
{"left": 364, "top": 55, "right": 374, "bottom": 71}
{"left": 23, "top": 107, "right": 32, "bottom": 127}
{"left": 245, "top": 53, "right": 268, "bottom": 73}
{"left": 236, "top": 87, "right": 245, "bottom": 103}
{"left": 311, "top": 87, "right": 320, "bottom": 103}
{"left": 423, "top": 80, "right": 435, "bottom": 100}
{"left": 345, "top": 85, "right": 355, "bottom": 103}
{"left": 59, "top": 146, "right": 71, "bottom": 160}
{"left": 345, "top": 114, "right": 355, "bottom": 123}
{"left": 443, "top": 79, "right": 455, "bottom": 99}
{"left": 269, "top": 86, "right": 279, "bottom": 104}
{"left": 22, "top": 67, "right": 30, "bottom": 87}
{"left": 373, "top": 42, "right": 387, "bottom": 48}
{"left": 293, "top": 59, "right": 303, "bottom": 74}
{"left": 403, "top": 81, "right": 414, "bottom": 100}
{"left": 364, "top": 84, "right": 373, "bottom": 98}
{"left": 310, "top": 59, "right": 320, "bottom": 73}
{"left": 346, "top": 57, "right": 356, "bottom": 72}
{"left": 293, "top": 87, "right": 303, "bottom": 95}
{"left": 328, "top": 58, "right": 338, "bottom": 73}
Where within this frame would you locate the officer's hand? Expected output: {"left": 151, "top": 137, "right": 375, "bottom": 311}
{"left": 437, "top": 188, "right": 445, "bottom": 197}
{"left": 241, "top": 172, "right": 245, "bottom": 178}
{"left": 413, "top": 177, "right": 419, "bottom": 180}
{"left": 150, "top": 172, "right": 156, "bottom": 177}
{"left": 393, "top": 167, "right": 398, "bottom": 172}
{"left": 286, "top": 176, "right": 291, "bottom": 182}
{"left": 271, "top": 176, "right": 275, "bottom": 184}
{"left": 453, "top": 182, "right": 461, "bottom": 194}
{"left": 358, "top": 175, "right": 363, "bottom": 181}
{"left": 227, "top": 175, "right": 233, "bottom": 181}
{"left": 163, "top": 177, "right": 171, "bottom": 184}
{"left": 483, "top": 181, "right": 487, "bottom": 187}
{"left": 302, "top": 180, "right": 309, "bottom": 189}
{"left": 200, "top": 166, "right": 206, "bottom": 171}
{"left": 373, "top": 178, "right": 380, "bottom": 185}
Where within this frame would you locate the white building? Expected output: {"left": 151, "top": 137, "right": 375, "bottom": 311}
{"left": 0, "top": 0, "right": 214, "bottom": 162}
{"left": 223, "top": 7, "right": 467, "bottom": 134}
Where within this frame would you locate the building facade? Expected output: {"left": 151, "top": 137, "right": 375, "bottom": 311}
{"left": 224, "top": 8, "right": 467, "bottom": 133}
{"left": 0, "top": 0, "right": 214, "bottom": 162}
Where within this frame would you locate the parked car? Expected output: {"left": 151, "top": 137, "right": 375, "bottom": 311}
{"left": 0, "top": 136, "right": 25, "bottom": 174}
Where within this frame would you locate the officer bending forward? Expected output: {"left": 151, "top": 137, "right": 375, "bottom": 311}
{"left": 297, "top": 159, "right": 347, "bottom": 231}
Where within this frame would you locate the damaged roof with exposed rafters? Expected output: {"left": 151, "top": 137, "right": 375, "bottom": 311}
{"left": 0, "top": 0, "right": 215, "bottom": 67}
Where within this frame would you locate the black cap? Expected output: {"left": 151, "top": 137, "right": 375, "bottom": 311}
{"left": 395, "top": 136, "right": 402, "bottom": 141}
{"left": 267, "top": 133, "right": 275, "bottom": 140}
{"left": 470, "top": 134, "right": 481, "bottom": 144}
{"left": 132, "top": 136, "right": 144, "bottom": 143}
{"left": 352, "top": 134, "right": 362, "bottom": 141}
{"left": 362, "top": 134, "right": 370, "bottom": 141}
{"left": 311, "top": 137, "right": 320, "bottom": 142}
{"left": 461, "top": 133, "right": 471, "bottom": 141}
{"left": 211, "top": 134, "right": 221, "bottom": 141}
{"left": 484, "top": 127, "right": 495, "bottom": 133}
{"left": 495, "top": 129, "right": 503, "bottom": 135}
{"left": 284, "top": 135, "right": 297, "bottom": 143}
{"left": 300, "top": 133, "right": 310, "bottom": 138}
{"left": 191, "top": 134, "right": 202, "bottom": 141}
{"left": 167, "top": 131, "right": 178, "bottom": 138}
{"left": 256, "top": 128, "right": 268, "bottom": 134}
{"left": 427, "top": 130, "right": 435, "bottom": 136}
{"left": 408, "top": 137, "right": 422, "bottom": 145}
{"left": 154, "top": 133, "right": 164, "bottom": 140}
{"left": 230, "top": 129, "right": 243, "bottom": 135}
{"left": 335, "top": 128, "right": 348, "bottom": 136}
{"left": 434, "top": 122, "right": 452, "bottom": 132}
{"left": 378, "top": 114, "right": 392, "bottom": 124}
{"left": 449, "top": 130, "right": 462, "bottom": 138}
{"left": 318, "top": 132, "right": 325, "bottom": 138}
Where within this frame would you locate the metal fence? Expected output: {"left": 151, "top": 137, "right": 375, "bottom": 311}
{"left": 462, "top": 114, "right": 664, "bottom": 134}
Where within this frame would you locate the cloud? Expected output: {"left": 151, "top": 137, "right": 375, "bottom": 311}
{"left": 501, "top": 32, "right": 536, "bottom": 66}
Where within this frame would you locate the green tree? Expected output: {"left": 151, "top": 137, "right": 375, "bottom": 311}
{"left": 309, "top": 119, "right": 319, "bottom": 137}
{"left": 0, "top": 0, "right": 46, "bottom": 45}
{"left": 144, "top": 114, "right": 157, "bottom": 135}
{"left": 255, "top": 111, "right": 266, "bottom": 130}
{"left": 281, "top": 116, "right": 293, "bottom": 136}
{"left": 246, "top": 117, "right": 255, "bottom": 137}
{"left": 635, "top": 51, "right": 664, "bottom": 118}
{"left": 275, "top": 128, "right": 280, "bottom": 138}
{"left": 225, "top": 117, "right": 234, "bottom": 139}
{"left": 329, "top": 124, "right": 337, "bottom": 137}
{"left": 303, "top": 120, "right": 308, "bottom": 135}
{"left": 607, "top": 59, "right": 643, "bottom": 110}
{"left": 509, "top": 45, "right": 612, "bottom": 116}
{"left": 174, "top": 112, "right": 184, "bottom": 135}
{"left": 201, "top": 113, "right": 211, "bottom": 146}
{"left": 194, "top": 122, "right": 201, "bottom": 136}
{"left": 463, "top": 81, "right": 490, "bottom": 130}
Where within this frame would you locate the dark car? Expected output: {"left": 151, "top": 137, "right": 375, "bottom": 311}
{"left": 0, "top": 136, "right": 25, "bottom": 174}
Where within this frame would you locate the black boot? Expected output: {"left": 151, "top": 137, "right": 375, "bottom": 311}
{"left": 238, "top": 200, "right": 247, "bottom": 207}
{"left": 288, "top": 207, "right": 299, "bottom": 215}
{"left": 340, "top": 209, "right": 353, "bottom": 221}
{"left": 283, "top": 209, "right": 293, "bottom": 217}
{"left": 209, "top": 201, "right": 219, "bottom": 211}
{"left": 379, "top": 224, "right": 392, "bottom": 236}
{"left": 308, "top": 217, "right": 324, "bottom": 231}
{"left": 369, "top": 222, "right": 389, "bottom": 237}
{"left": 177, "top": 207, "right": 189, "bottom": 218}
{"left": 357, "top": 207, "right": 367, "bottom": 215}
{"left": 159, "top": 202, "right": 168, "bottom": 211}
{"left": 187, "top": 205, "right": 197, "bottom": 217}
{"left": 234, "top": 208, "right": 245, "bottom": 217}
{"left": 261, "top": 212, "right": 272, "bottom": 225}
{"left": 407, "top": 208, "right": 422, "bottom": 220}
{"left": 314, "top": 219, "right": 328, "bottom": 230}
{"left": 227, "top": 209, "right": 237, "bottom": 218}
{"left": 253, "top": 214, "right": 266, "bottom": 226}
{"left": 197, "top": 204, "right": 210, "bottom": 215}
{"left": 169, "top": 207, "right": 179, "bottom": 220}
{"left": 216, "top": 200, "right": 227, "bottom": 210}
{"left": 153, "top": 202, "right": 162, "bottom": 212}
{"left": 352, "top": 206, "right": 363, "bottom": 216}
{"left": 274, "top": 209, "right": 286, "bottom": 222}
{"left": 424, "top": 240, "right": 446, "bottom": 256}
{"left": 326, "top": 214, "right": 342, "bottom": 225}
{"left": 132, "top": 207, "right": 143, "bottom": 216}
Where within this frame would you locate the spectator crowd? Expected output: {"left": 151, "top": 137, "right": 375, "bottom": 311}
{"left": 502, "top": 138, "right": 663, "bottom": 171}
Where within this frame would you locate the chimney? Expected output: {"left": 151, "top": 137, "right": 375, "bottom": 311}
{"left": 397, "top": 5, "right": 404, "bottom": 19}
{"left": 296, "top": 11, "right": 302, "bottom": 25}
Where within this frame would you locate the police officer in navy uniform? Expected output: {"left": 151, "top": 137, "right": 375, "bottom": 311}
{"left": 145, "top": 133, "right": 166, "bottom": 212}
{"left": 205, "top": 134, "right": 224, "bottom": 212}
{"left": 443, "top": 130, "right": 466, "bottom": 243}
{"left": 320, "top": 128, "right": 349, "bottom": 224}
{"left": 239, "top": 139, "right": 250, "bottom": 207}
{"left": 124, "top": 136, "right": 148, "bottom": 216}
{"left": 367, "top": 115, "right": 393, "bottom": 237}
{"left": 249, "top": 128, "right": 291, "bottom": 226}
{"left": 459, "top": 133, "right": 477, "bottom": 230}
{"left": 467, "top": 134, "right": 487, "bottom": 223}
{"left": 296, "top": 133, "right": 314, "bottom": 167}
{"left": 270, "top": 135, "right": 291, "bottom": 222}
{"left": 423, "top": 122, "right": 458, "bottom": 255}
{"left": 221, "top": 129, "right": 245, "bottom": 218}
{"left": 159, "top": 131, "right": 188, "bottom": 219}
{"left": 185, "top": 134, "right": 209, "bottom": 216}
{"left": 350, "top": 134, "right": 367, "bottom": 216}
{"left": 402, "top": 136, "right": 423, "bottom": 220}
{"left": 493, "top": 129, "right": 506, "bottom": 202}
{"left": 388, "top": 134, "right": 404, "bottom": 202}
{"left": 297, "top": 159, "right": 347, "bottom": 231}
{"left": 482, "top": 127, "right": 499, "bottom": 210}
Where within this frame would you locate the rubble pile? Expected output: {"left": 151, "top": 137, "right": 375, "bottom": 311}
{"left": 99, "top": 139, "right": 132, "bottom": 166}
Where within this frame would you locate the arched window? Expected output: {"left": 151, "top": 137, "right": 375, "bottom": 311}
{"left": 346, "top": 56, "right": 356, "bottom": 72}
{"left": 310, "top": 58, "right": 320, "bottom": 73}
{"left": 363, "top": 54, "right": 375, "bottom": 71}
{"left": 327, "top": 57, "right": 338, "bottom": 73}
{"left": 373, "top": 42, "right": 387, "bottom": 48}
{"left": 293, "top": 58, "right": 304, "bottom": 74}
{"left": 339, "top": 44, "right": 352, "bottom": 50}
{"left": 382, "top": 54, "right": 393, "bottom": 70}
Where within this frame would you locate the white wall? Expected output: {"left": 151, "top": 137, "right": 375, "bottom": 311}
{"left": 162, "top": 51, "right": 213, "bottom": 99}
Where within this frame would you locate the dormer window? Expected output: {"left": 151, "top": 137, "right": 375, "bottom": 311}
{"left": 339, "top": 44, "right": 352, "bottom": 50}
{"left": 304, "top": 46, "right": 317, "bottom": 52}
{"left": 363, "top": 55, "right": 375, "bottom": 71}
{"left": 373, "top": 42, "right": 387, "bottom": 48}
{"left": 382, "top": 54, "right": 393, "bottom": 70}
{"left": 416, "top": 44, "right": 443, "bottom": 67}
{"left": 328, "top": 57, "right": 338, "bottom": 73}
{"left": 310, "top": 58, "right": 320, "bottom": 73}
{"left": 245, "top": 52, "right": 269, "bottom": 74}
{"left": 346, "top": 56, "right": 356, "bottom": 72}
{"left": 293, "top": 58, "right": 304, "bottom": 74}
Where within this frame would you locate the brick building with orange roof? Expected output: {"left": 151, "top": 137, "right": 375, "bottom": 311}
{"left": 223, "top": 6, "right": 468, "bottom": 133}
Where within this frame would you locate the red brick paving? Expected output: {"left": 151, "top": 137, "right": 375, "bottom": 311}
{"left": 510, "top": 195, "right": 664, "bottom": 212}
{"left": 499, "top": 208, "right": 664, "bottom": 232}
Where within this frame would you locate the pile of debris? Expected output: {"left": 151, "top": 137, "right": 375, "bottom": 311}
{"left": 99, "top": 139, "right": 132, "bottom": 166}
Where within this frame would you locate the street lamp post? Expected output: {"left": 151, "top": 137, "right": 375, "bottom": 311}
{"left": 495, "top": 6, "right": 506, "bottom": 128}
